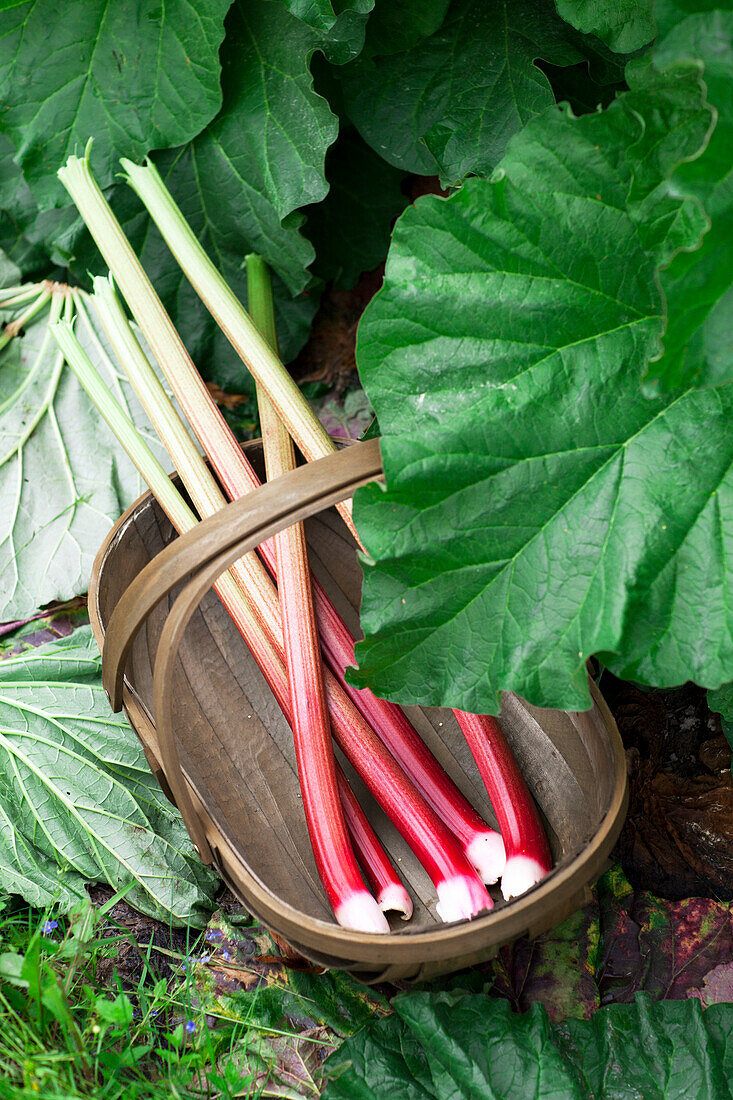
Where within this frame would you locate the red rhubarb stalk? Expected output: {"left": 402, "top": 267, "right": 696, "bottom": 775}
{"left": 53, "top": 320, "right": 491, "bottom": 924}
{"left": 336, "top": 767, "right": 412, "bottom": 919}
{"left": 454, "top": 711, "right": 552, "bottom": 899}
{"left": 315, "top": 603, "right": 506, "bottom": 884}
{"left": 249, "top": 255, "right": 387, "bottom": 933}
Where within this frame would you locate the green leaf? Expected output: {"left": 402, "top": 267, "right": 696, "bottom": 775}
{"left": 363, "top": 0, "right": 451, "bottom": 56}
{"left": 0, "top": 0, "right": 333, "bottom": 380}
{"left": 350, "top": 62, "right": 719, "bottom": 713}
{"left": 0, "top": 628, "right": 217, "bottom": 924}
{"left": 708, "top": 682, "right": 733, "bottom": 748}
{"left": 279, "top": 0, "right": 376, "bottom": 64}
{"left": 323, "top": 992, "right": 733, "bottom": 1099}
{"left": 0, "top": 0, "right": 337, "bottom": 380}
{"left": 338, "top": 0, "right": 623, "bottom": 185}
{"left": 61, "top": 0, "right": 334, "bottom": 383}
{"left": 0, "top": 290, "right": 182, "bottom": 621}
{"left": 643, "top": 7, "right": 733, "bottom": 392}
{"left": 0, "top": 245, "right": 20, "bottom": 289}
{"left": 555, "top": 0, "right": 656, "bottom": 52}
{"left": 183, "top": 0, "right": 337, "bottom": 291}
{"left": 0, "top": 0, "right": 232, "bottom": 209}
{"left": 305, "top": 130, "right": 409, "bottom": 289}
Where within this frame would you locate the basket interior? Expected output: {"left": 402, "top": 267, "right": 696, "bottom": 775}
{"left": 97, "top": 448, "right": 618, "bottom": 933}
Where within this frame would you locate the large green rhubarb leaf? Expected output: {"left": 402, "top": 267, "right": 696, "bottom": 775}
{"left": 350, "top": 62, "right": 722, "bottom": 714}
{"left": 338, "top": 0, "right": 623, "bottom": 185}
{"left": 0, "top": 628, "right": 217, "bottom": 923}
{"left": 708, "top": 682, "right": 733, "bottom": 749}
{"left": 0, "top": 0, "right": 231, "bottom": 209}
{"left": 362, "top": 0, "right": 451, "bottom": 56}
{"left": 322, "top": 992, "right": 733, "bottom": 1099}
{"left": 0, "top": 291, "right": 178, "bottom": 622}
{"left": 644, "top": 5, "right": 733, "bottom": 392}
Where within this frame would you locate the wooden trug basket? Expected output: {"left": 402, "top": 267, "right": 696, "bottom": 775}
{"left": 89, "top": 438, "right": 628, "bottom": 983}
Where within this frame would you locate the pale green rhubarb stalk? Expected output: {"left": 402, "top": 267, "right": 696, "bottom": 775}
{"left": 56, "top": 145, "right": 356, "bottom": 543}
{"left": 118, "top": 158, "right": 362, "bottom": 541}
{"left": 0, "top": 283, "right": 46, "bottom": 309}
{"left": 251, "top": 254, "right": 400, "bottom": 931}
{"left": 87, "top": 277, "right": 282, "bottom": 659}
{"left": 0, "top": 283, "right": 52, "bottom": 351}
{"left": 88, "top": 277, "right": 408, "bottom": 922}
{"left": 64, "top": 308, "right": 490, "bottom": 924}
{"left": 56, "top": 150, "right": 504, "bottom": 887}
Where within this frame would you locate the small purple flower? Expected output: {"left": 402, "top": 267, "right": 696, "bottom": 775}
{"left": 221, "top": 949, "right": 231, "bottom": 962}
{"left": 151, "top": 1010, "right": 159, "bottom": 1018}
{"left": 199, "top": 953, "right": 210, "bottom": 965}
{"left": 185, "top": 1020, "right": 196, "bottom": 1034}
{"left": 42, "top": 920, "right": 58, "bottom": 934}
{"left": 205, "top": 929, "right": 223, "bottom": 942}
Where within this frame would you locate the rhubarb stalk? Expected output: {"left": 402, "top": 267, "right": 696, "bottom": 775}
{"left": 248, "top": 254, "right": 389, "bottom": 933}
{"left": 86, "top": 276, "right": 282, "bottom": 658}
{"left": 0, "top": 284, "right": 52, "bottom": 350}
{"left": 454, "top": 711, "right": 552, "bottom": 899}
{"left": 57, "top": 150, "right": 503, "bottom": 886}
{"left": 336, "top": 767, "right": 412, "bottom": 919}
{"left": 52, "top": 320, "right": 492, "bottom": 924}
{"left": 117, "top": 158, "right": 360, "bottom": 539}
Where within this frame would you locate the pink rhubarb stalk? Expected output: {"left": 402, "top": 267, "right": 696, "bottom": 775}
{"left": 249, "top": 255, "right": 387, "bottom": 933}
{"left": 454, "top": 712, "right": 552, "bottom": 899}
{"left": 336, "top": 766, "right": 412, "bottom": 919}
{"left": 53, "top": 320, "right": 491, "bottom": 924}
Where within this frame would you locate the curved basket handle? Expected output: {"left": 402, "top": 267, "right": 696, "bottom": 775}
{"left": 102, "top": 438, "right": 383, "bottom": 856}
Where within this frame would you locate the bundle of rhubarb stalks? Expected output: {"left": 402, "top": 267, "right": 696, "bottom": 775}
{"left": 40, "top": 146, "right": 552, "bottom": 933}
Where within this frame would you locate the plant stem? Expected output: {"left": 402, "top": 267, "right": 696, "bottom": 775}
{"left": 119, "top": 156, "right": 360, "bottom": 545}
{"left": 0, "top": 286, "right": 52, "bottom": 350}
{"left": 454, "top": 711, "right": 552, "bottom": 899}
{"left": 0, "top": 284, "right": 44, "bottom": 309}
{"left": 52, "top": 321, "right": 491, "bottom": 923}
{"left": 248, "top": 255, "right": 388, "bottom": 933}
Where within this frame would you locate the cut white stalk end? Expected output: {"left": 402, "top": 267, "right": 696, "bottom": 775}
{"left": 467, "top": 830, "right": 507, "bottom": 885}
{"left": 334, "top": 892, "right": 391, "bottom": 934}
{"left": 500, "top": 855, "right": 549, "bottom": 900}
{"left": 435, "top": 875, "right": 493, "bottom": 923}
{"left": 377, "top": 882, "right": 413, "bottom": 920}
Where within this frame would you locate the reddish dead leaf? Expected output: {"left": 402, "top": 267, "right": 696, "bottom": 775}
{"left": 689, "top": 961, "right": 733, "bottom": 1005}
{"left": 205, "top": 381, "right": 250, "bottom": 408}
